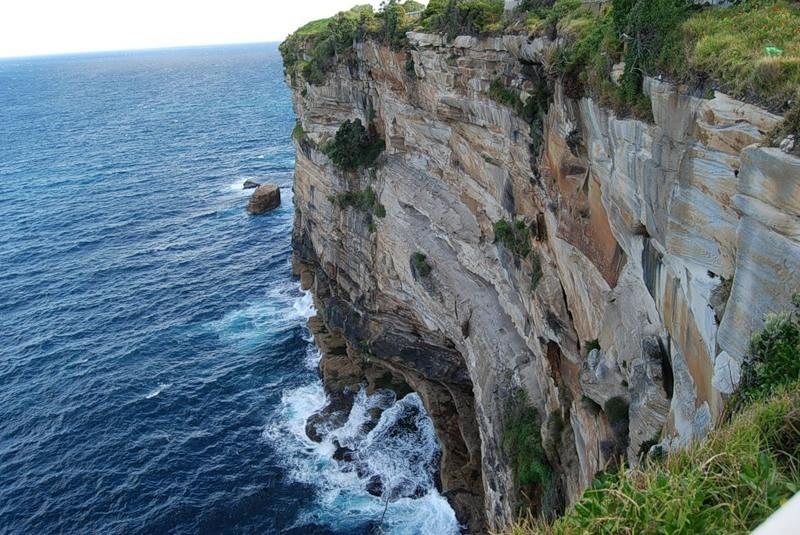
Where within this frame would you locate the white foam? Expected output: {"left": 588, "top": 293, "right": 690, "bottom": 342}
{"left": 145, "top": 383, "right": 172, "bottom": 399}
{"left": 225, "top": 177, "right": 258, "bottom": 193}
{"left": 265, "top": 380, "right": 460, "bottom": 534}
{"left": 292, "top": 290, "right": 315, "bottom": 320}
{"left": 208, "top": 285, "right": 315, "bottom": 348}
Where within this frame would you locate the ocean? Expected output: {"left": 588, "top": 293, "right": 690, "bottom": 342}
{"left": 0, "top": 44, "right": 458, "bottom": 534}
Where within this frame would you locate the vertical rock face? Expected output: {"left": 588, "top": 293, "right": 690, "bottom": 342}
{"left": 286, "top": 32, "right": 800, "bottom": 531}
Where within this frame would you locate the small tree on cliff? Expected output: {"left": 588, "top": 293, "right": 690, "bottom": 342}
{"left": 324, "top": 119, "right": 385, "bottom": 170}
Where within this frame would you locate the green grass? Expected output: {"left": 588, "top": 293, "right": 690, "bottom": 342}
{"left": 511, "top": 0, "right": 799, "bottom": 118}
{"left": 682, "top": 0, "right": 800, "bottom": 109}
{"left": 505, "top": 295, "right": 800, "bottom": 535}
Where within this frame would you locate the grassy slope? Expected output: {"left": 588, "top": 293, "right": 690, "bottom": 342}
{"left": 506, "top": 298, "right": 800, "bottom": 534}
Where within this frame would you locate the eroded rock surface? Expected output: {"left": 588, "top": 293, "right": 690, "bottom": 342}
{"left": 286, "top": 31, "right": 800, "bottom": 532}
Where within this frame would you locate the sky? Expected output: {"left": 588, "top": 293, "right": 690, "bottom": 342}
{"left": 0, "top": 0, "right": 387, "bottom": 58}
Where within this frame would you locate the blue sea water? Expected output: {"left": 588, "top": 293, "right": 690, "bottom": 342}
{"left": 0, "top": 44, "right": 458, "bottom": 534}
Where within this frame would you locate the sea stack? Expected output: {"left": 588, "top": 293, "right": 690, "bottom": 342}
{"left": 247, "top": 184, "right": 280, "bottom": 214}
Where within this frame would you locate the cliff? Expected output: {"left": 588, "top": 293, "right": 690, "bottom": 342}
{"left": 282, "top": 2, "right": 800, "bottom": 531}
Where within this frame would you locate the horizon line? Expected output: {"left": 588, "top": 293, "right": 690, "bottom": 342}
{"left": 0, "top": 40, "right": 284, "bottom": 61}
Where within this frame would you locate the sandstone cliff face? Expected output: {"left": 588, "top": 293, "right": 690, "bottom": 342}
{"left": 287, "top": 31, "right": 800, "bottom": 532}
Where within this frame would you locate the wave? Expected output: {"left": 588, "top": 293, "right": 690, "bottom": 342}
{"left": 207, "top": 287, "right": 315, "bottom": 348}
{"left": 145, "top": 383, "right": 172, "bottom": 399}
{"left": 264, "top": 380, "right": 460, "bottom": 534}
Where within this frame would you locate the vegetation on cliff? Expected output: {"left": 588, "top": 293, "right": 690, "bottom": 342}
{"left": 510, "top": 0, "right": 800, "bottom": 115}
{"left": 323, "top": 119, "right": 385, "bottom": 170}
{"left": 503, "top": 390, "right": 552, "bottom": 493}
{"left": 494, "top": 219, "right": 532, "bottom": 258}
{"left": 279, "top": 1, "right": 424, "bottom": 85}
{"left": 507, "top": 295, "right": 800, "bottom": 535}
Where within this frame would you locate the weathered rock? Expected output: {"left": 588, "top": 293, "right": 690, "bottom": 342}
{"left": 242, "top": 179, "right": 261, "bottom": 189}
{"left": 285, "top": 29, "right": 800, "bottom": 532}
{"left": 247, "top": 184, "right": 280, "bottom": 214}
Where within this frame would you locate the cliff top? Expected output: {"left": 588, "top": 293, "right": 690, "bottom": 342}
{"left": 280, "top": 0, "right": 799, "bottom": 125}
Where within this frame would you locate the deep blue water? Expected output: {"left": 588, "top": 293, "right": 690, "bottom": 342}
{"left": 0, "top": 45, "right": 457, "bottom": 534}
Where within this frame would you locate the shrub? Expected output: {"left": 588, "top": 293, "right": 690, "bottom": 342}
{"left": 292, "top": 122, "right": 306, "bottom": 141}
{"left": 494, "top": 218, "right": 532, "bottom": 258}
{"left": 411, "top": 252, "right": 432, "bottom": 277}
{"left": 738, "top": 292, "right": 800, "bottom": 402}
{"left": 324, "top": 119, "right": 385, "bottom": 170}
{"left": 280, "top": 5, "right": 378, "bottom": 85}
{"left": 330, "top": 185, "right": 383, "bottom": 214}
{"left": 421, "top": 0, "right": 505, "bottom": 39}
{"left": 503, "top": 390, "right": 552, "bottom": 488}
{"left": 584, "top": 339, "right": 600, "bottom": 353}
{"left": 489, "top": 78, "right": 521, "bottom": 108}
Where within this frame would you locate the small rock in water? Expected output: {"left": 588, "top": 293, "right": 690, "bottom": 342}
{"left": 242, "top": 179, "right": 261, "bottom": 189}
{"left": 332, "top": 440, "right": 354, "bottom": 462}
{"left": 247, "top": 184, "right": 281, "bottom": 214}
{"left": 365, "top": 475, "right": 383, "bottom": 497}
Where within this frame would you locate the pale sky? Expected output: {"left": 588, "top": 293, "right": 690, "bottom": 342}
{"left": 0, "top": 1, "right": 387, "bottom": 58}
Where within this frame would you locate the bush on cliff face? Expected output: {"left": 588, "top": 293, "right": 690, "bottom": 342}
{"left": 323, "top": 119, "right": 385, "bottom": 170}
{"left": 494, "top": 218, "right": 532, "bottom": 258}
{"left": 738, "top": 292, "right": 800, "bottom": 403}
{"left": 503, "top": 390, "right": 552, "bottom": 489}
{"left": 506, "top": 298, "right": 800, "bottom": 535}
{"left": 411, "top": 252, "right": 432, "bottom": 277}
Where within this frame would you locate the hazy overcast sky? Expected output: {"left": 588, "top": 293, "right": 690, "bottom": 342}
{"left": 0, "top": 1, "right": 387, "bottom": 58}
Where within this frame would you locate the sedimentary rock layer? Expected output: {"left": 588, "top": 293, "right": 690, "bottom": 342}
{"left": 287, "top": 31, "right": 800, "bottom": 531}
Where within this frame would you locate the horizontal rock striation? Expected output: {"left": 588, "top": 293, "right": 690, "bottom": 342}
{"left": 285, "top": 29, "right": 800, "bottom": 532}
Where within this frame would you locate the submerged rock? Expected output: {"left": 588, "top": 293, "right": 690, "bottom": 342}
{"left": 242, "top": 179, "right": 261, "bottom": 189}
{"left": 247, "top": 184, "right": 280, "bottom": 214}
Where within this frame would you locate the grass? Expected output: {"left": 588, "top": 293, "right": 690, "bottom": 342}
{"left": 411, "top": 252, "right": 432, "bottom": 277}
{"left": 682, "top": 0, "right": 800, "bottom": 109}
{"left": 510, "top": 0, "right": 799, "bottom": 118}
{"left": 737, "top": 293, "right": 800, "bottom": 403}
{"left": 504, "top": 294, "right": 800, "bottom": 535}
{"left": 507, "top": 383, "right": 800, "bottom": 535}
